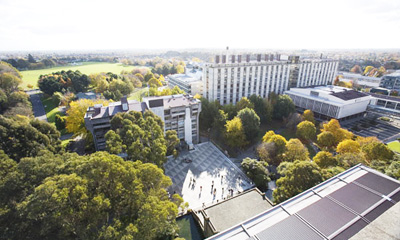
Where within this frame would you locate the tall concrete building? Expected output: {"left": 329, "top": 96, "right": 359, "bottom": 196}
{"left": 85, "top": 95, "right": 201, "bottom": 151}
{"left": 203, "top": 53, "right": 339, "bottom": 105}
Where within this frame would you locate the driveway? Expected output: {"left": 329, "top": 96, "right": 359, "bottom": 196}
{"left": 26, "top": 90, "right": 47, "bottom": 122}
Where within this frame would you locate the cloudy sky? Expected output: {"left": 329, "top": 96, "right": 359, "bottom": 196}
{"left": 0, "top": 0, "right": 399, "bottom": 51}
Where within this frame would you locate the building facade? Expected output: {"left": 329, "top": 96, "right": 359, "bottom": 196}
{"left": 167, "top": 74, "right": 203, "bottom": 96}
{"left": 143, "top": 95, "right": 201, "bottom": 146}
{"left": 379, "top": 71, "right": 400, "bottom": 90}
{"left": 337, "top": 71, "right": 381, "bottom": 88}
{"left": 285, "top": 86, "right": 372, "bottom": 120}
{"left": 203, "top": 53, "right": 339, "bottom": 105}
{"left": 85, "top": 95, "right": 201, "bottom": 151}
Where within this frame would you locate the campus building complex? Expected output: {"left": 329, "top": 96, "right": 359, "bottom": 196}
{"left": 379, "top": 71, "right": 400, "bottom": 90}
{"left": 84, "top": 95, "right": 201, "bottom": 151}
{"left": 337, "top": 71, "right": 382, "bottom": 88}
{"left": 202, "top": 53, "right": 339, "bottom": 105}
{"left": 167, "top": 74, "right": 203, "bottom": 96}
{"left": 285, "top": 86, "right": 372, "bottom": 120}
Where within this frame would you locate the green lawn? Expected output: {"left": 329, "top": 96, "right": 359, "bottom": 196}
{"left": 20, "top": 62, "right": 146, "bottom": 89}
{"left": 41, "top": 96, "right": 63, "bottom": 123}
{"left": 128, "top": 88, "right": 149, "bottom": 101}
{"left": 388, "top": 141, "right": 400, "bottom": 153}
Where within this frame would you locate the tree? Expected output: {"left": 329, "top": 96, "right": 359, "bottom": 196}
{"left": 66, "top": 99, "right": 109, "bottom": 137}
{"left": 262, "top": 130, "right": 276, "bottom": 143}
{"left": 285, "top": 112, "right": 303, "bottom": 131}
{"left": 302, "top": 110, "right": 315, "bottom": 124}
{"left": 336, "top": 139, "right": 360, "bottom": 154}
{"left": 165, "top": 130, "right": 180, "bottom": 156}
{"left": 363, "top": 66, "right": 374, "bottom": 76}
{"left": 222, "top": 103, "right": 237, "bottom": 120}
{"left": 0, "top": 116, "right": 61, "bottom": 161}
{"left": 385, "top": 160, "right": 400, "bottom": 180}
{"left": 273, "top": 160, "right": 323, "bottom": 203}
{"left": 171, "top": 85, "right": 185, "bottom": 94}
{"left": 0, "top": 73, "right": 22, "bottom": 94}
{"left": 361, "top": 142, "right": 394, "bottom": 164}
{"left": 236, "top": 97, "right": 254, "bottom": 111}
{"left": 249, "top": 94, "right": 270, "bottom": 123}
{"left": 55, "top": 114, "right": 66, "bottom": 131}
{"left": 241, "top": 158, "right": 270, "bottom": 191}
{"left": 105, "top": 110, "right": 170, "bottom": 168}
{"left": 135, "top": 73, "right": 144, "bottom": 82}
{"left": 237, "top": 108, "right": 260, "bottom": 141}
{"left": 176, "top": 65, "right": 185, "bottom": 74}
{"left": 224, "top": 117, "right": 248, "bottom": 148}
{"left": 350, "top": 65, "right": 362, "bottom": 73}
{"left": 296, "top": 120, "right": 316, "bottom": 141}
{"left": 313, "top": 151, "right": 337, "bottom": 168}
{"left": 0, "top": 151, "right": 182, "bottom": 239}
{"left": 199, "top": 98, "right": 219, "bottom": 131}
{"left": 257, "top": 142, "right": 276, "bottom": 165}
{"left": 273, "top": 95, "right": 295, "bottom": 120}
{"left": 284, "top": 139, "right": 309, "bottom": 162}
{"left": 144, "top": 71, "right": 155, "bottom": 82}
{"left": 266, "top": 134, "right": 287, "bottom": 157}
{"left": 148, "top": 77, "right": 162, "bottom": 87}
{"left": 213, "top": 109, "right": 228, "bottom": 134}
{"left": 317, "top": 131, "right": 336, "bottom": 150}
{"left": 336, "top": 152, "right": 367, "bottom": 168}
{"left": 321, "top": 119, "right": 353, "bottom": 146}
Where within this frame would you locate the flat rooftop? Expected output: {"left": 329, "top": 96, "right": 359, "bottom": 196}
{"left": 144, "top": 94, "right": 200, "bottom": 109}
{"left": 169, "top": 74, "right": 202, "bottom": 83}
{"left": 207, "top": 164, "right": 400, "bottom": 240}
{"left": 203, "top": 189, "right": 273, "bottom": 232}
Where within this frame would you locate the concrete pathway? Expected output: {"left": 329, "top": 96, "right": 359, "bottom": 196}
{"left": 164, "top": 142, "right": 253, "bottom": 210}
{"left": 26, "top": 90, "right": 47, "bottom": 121}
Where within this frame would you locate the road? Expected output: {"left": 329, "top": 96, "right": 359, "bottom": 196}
{"left": 26, "top": 90, "right": 47, "bottom": 122}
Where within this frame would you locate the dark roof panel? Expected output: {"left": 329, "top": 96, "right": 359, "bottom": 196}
{"left": 330, "top": 90, "right": 368, "bottom": 100}
{"left": 256, "top": 215, "right": 324, "bottom": 240}
{"left": 329, "top": 183, "right": 383, "bottom": 214}
{"left": 364, "top": 200, "right": 394, "bottom": 222}
{"left": 331, "top": 219, "right": 368, "bottom": 240}
{"left": 354, "top": 172, "right": 400, "bottom": 195}
{"left": 297, "top": 197, "right": 357, "bottom": 237}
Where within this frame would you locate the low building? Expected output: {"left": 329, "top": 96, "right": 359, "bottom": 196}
{"left": 76, "top": 92, "right": 99, "bottom": 100}
{"left": 337, "top": 72, "right": 381, "bottom": 88}
{"left": 85, "top": 95, "right": 201, "bottom": 151}
{"left": 143, "top": 94, "right": 201, "bottom": 145}
{"left": 379, "top": 71, "right": 400, "bottom": 90}
{"left": 198, "top": 188, "right": 273, "bottom": 237}
{"left": 285, "top": 86, "right": 372, "bottom": 120}
{"left": 207, "top": 164, "right": 400, "bottom": 240}
{"left": 167, "top": 74, "right": 203, "bottom": 96}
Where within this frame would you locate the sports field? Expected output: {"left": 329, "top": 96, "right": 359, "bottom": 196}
{"left": 20, "top": 62, "right": 147, "bottom": 89}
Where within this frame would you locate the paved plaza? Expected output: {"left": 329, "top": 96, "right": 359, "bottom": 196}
{"left": 164, "top": 142, "right": 253, "bottom": 210}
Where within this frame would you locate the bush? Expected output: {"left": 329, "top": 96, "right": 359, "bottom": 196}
{"left": 55, "top": 114, "right": 66, "bottom": 131}
{"left": 379, "top": 117, "right": 390, "bottom": 122}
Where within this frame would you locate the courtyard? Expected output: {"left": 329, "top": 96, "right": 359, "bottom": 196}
{"left": 164, "top": 142, "right": 253, "bottom": 210}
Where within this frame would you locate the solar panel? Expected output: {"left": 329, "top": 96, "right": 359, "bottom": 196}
{"left": 331, "top": 219, "right": 368, "bottom": 240}
{"left": 297, "top": 198, "right": 358, "bottom": 237}
{"left": 255, "top": 215, "right": 324, "bottom": 240}
{"left": 329, "top": 183, "right": 383, "bottom": 214}
{"left": 354, "top": 172, "right": 400, "bottom": 195}
{"left": 364, "top": 200, "right": 394, "bottom": 222}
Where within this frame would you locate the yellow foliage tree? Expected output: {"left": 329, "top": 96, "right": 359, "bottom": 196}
{"left": 302, "top": 110, "right": 315, "bottom": 124}
{"left": 337, "top": 139, "right": 361, "bottom": 154}
{"left": 321, "top": 119, "right": 353, "bottom": 146}
{"left": 66, "top": 99, "right": 109, "bottom": 136}
{"left": 262, "top": 130, "right": 276, "bottom": 143}
{"left": 176, "top": 65, "right": 185, "bottom": 74}
{"left": 284, "top": 138, "right": 309, "bottom": 162}
{"left": 225, "top": 117, "right": 248, "bottom": 148}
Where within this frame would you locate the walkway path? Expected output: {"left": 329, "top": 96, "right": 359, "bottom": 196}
{"left": 26, "top": 90, "right": 47, "bottom": 122}
{"left": 164, "top": 142, "right": 253, "bottom": 210}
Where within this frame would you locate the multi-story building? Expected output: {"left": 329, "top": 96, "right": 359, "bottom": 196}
{"left": 337, "top": 71, "right": 381, "bottom": 88}
{"left": 167, "top": 74, "right": 203, "bottom": 96}
{"left": 143, "top": 95, "right": 201, "bottom": 146}
{"left": 85, "top": 95, "right": 201, "bottom": 151}
{"left": 379, "top": 71, "right": 400, "bottom": 90}
{"left": 285, "top": 86, "right": 372, "bottom": 120}
{"left": 203, "top": 53, "right": 339, "bottom": 105}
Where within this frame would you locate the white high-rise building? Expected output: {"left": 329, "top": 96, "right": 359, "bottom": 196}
{"left": 203, "top": 53, "right": 339, "bottom": 105}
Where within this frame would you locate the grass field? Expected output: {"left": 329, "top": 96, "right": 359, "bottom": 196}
{"left": 41, "top": 96, "right": 63, "bottom": 123}
{"left": 20, "top": 62, "right": 145, "bottom": 89}
{"left": 387, "top": 141, "right": 400, "bottom": 153}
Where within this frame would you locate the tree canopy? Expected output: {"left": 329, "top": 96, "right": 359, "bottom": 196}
{"left": 0, "top": 151, "right": 182, "bottom": 240}
{"left": 296, "top": 120, "right": 316, "bottom": 141}
{"left": 241, "top": 158, "right": 270, "bottom": 191}
{"left": 105, "top": 110, "right": 177, "bottom": 168}
{"left": 273, "top": 95, "right": 295, "bottom": 120}
{"left": 0, "top": 115, "right": 61, "bottom": 161}
{"left": 224, "top": 117, "right": 248, "bottom": 148}
{"left": 284, "top": 138, "right": 309, "bottom": 162}
{"left": 273, "top": 160, "right": 323, "bottom": 203}
{"left": 38, "top": 70, "right": 91, "bottom": 95}
{"left": 237, "top": 107, "right": 260, "bottom": 141}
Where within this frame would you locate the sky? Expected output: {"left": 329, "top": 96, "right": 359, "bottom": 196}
{"left": 0, "top": 0, "right": 399, "bottom": 51}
